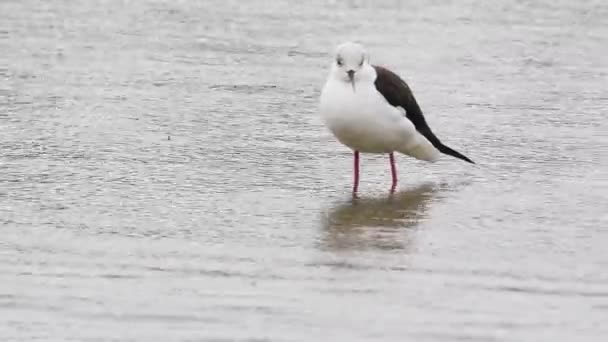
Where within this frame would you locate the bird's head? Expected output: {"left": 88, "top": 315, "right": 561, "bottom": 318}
{"left": 330, "top": 42, "right": 370, "bottom": 92}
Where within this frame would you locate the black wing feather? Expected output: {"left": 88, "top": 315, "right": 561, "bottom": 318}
{"left": 372, "top": 65, "right": 474, "bottom": 164}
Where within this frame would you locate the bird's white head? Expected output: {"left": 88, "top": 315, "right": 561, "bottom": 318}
{"left": 330, "top": 42, "right": 370, "bottom": 92}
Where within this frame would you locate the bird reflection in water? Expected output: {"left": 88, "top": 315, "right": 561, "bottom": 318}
{"left": 319, "top": 183, "right": 438, "bottom": 252}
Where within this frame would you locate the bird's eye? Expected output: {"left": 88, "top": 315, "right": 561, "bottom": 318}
{"left": 337, "top": 58, "right": 343, "bottom": 66}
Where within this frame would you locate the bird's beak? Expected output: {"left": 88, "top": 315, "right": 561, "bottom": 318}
{"left": 347, "top": 70, "right": 355, "bottom": 92}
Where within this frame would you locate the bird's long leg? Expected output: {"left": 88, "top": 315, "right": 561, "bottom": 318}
{"left": 389, "top": 152, "right": 398, "bottom": 193}
{"left": 353, "top": 151, "right": 360, "bottom": 195}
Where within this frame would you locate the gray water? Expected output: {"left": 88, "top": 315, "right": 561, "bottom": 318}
{"left": 1, "top": 0, "right": 608, "bottom": 341}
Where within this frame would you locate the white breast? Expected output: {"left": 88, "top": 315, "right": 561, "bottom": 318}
{"left": 320, "top": 77, "right": 420, "bottom": 154}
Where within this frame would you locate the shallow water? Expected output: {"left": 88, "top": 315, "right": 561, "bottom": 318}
{"left": 1, "top": 0, "right": 608, "bottom": 340}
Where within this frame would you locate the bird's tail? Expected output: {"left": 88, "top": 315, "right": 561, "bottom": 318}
{"left": 434, "top": 142, "right": 475, "bottom": 164}
{"left": 399, "top": 138, "right": 441, "bottom": 162}
{"left": 399, "top": 135, "right": 474, "bottom": 164}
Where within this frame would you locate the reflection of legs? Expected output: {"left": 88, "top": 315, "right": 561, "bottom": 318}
{"left": 353, "top": 151, "right": 360, "bottom": 194}
{"left": 389, "top": 152, "right": 397, "bottom": 193}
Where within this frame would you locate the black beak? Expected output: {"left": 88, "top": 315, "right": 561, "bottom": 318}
{"left": 347, "top": 70, "right": 355, "bottom": 91}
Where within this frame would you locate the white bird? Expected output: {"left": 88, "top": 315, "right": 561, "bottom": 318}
{"left": 319, "top": 42, "right": 474, "bottom": 194}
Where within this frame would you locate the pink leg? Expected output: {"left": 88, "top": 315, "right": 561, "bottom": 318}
{"left": 353, "top": 151, "right": 360, "bottom": 194}
{"left": 389, "top": 152, "right": 398, "bottom": 193}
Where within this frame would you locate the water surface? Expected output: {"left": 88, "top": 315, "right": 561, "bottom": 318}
{"left": 1, "top": 0, "right": 608, "bottom": 340}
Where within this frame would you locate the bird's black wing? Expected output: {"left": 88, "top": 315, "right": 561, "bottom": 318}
{"left": 372, "top": 65, "right": 474, "bottom": 164}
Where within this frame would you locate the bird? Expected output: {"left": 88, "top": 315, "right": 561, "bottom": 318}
{"left": 319, "top": 42, "right": 474, "bottom": 194}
